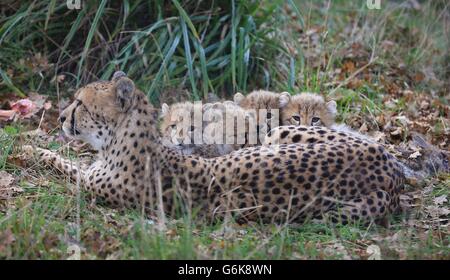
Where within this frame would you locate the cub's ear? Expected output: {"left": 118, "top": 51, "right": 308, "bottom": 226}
{"left": 326, "top": 100, "right": 337, "bottom": 116}
{"left": 233, "top": 92, "right": 245, "bottom": 105}
{"left": 206, "top": 92, "right": 220, "bottom": 103}
{"left": 114, "top": 75, "right": 135, "bottom": 111}
{"left": 279, "top": 92, "right": 291, "bottom": 108}
{"left": 111, "top": 71, "right": 127, "bottom": 82}
{"left": 160, "top": 103, "right": 170, "bottom": 118}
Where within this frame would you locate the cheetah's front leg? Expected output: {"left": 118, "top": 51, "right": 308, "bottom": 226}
{"left": 23, "top": 145, "right": 87, "bottom": 183}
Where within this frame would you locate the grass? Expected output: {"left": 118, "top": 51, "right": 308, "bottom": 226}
{"left": 0, "top": 0, "right": 293, "bottom": 103}
{"left": 2, "top": 178, "right": 446, "bottom": 260}
{"left": 0, "top": 1, "right": 449, "bottom": 259}
{"left": 1, "top": 126, "right": 449, "bottom": 260}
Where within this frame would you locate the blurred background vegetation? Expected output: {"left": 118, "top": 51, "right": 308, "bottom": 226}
{"left": 0, "top": 0, "right": 448, "bottom": 105}
{"left": 0, "top": 0, "right": 301, "bottom": 104}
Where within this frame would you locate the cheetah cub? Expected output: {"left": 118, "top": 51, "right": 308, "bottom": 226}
{"left": 278, "top": 92, "right": 378, "bottom": 142}
{"left": 160, "top": 101, "right": 251, "bottom": 157}
{"left": 234, "top": 90, "right": 290, "bottom": 144}
{"left": 280, "top": 92, "right": 337, "bottom": 127}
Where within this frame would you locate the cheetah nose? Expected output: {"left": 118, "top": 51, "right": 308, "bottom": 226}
{"left": 59, "top": 116, "right": 66, "bottom": 123}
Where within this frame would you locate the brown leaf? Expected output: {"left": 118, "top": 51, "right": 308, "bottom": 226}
{"left": 433, "top": 195, "right": 448, "bottom": 206}
{"left": 10, "top": 99, "right": 36, "bottom": 118}
{"left": 0, "top": 171, "right": 14, "bottom": 188}
{"left": 0, "top": 171, "right": 23, "bottom": 200}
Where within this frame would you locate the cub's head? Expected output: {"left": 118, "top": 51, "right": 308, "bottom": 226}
{"left": 233, "top": 90, "right": 290, "bottom": 111}
{"left": 233, "top": 90, "right": 290, "bottom": 130}
{"left": 159, "top": 101, "right": 203, "bottom": 147}
{"left": 59, "top": 71, "right": 141, "bottom": 150}
{"left": 280, "top": 93, "right": 337, "bottom": 127}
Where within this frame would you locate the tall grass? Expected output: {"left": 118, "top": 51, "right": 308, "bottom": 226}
{"left": 0, "top": 0, "right": 299, "bottom": 103}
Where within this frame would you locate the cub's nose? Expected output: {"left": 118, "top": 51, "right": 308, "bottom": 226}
{"left": 59, "top": 116, "right": 66, "bottom": 123}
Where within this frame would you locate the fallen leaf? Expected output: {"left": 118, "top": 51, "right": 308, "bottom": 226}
{"left": 0, "top": 171, "right": 23, "bottom": 200}
{"left": 390, "top": 127, "right": 403, "bottom": 136}
{"left": 433, "top": 195, "right": 448, "bottom": 206}
{"left": 366, "top": 244, "right": 381, "bottom": 260}
{"left": 10, "top": 99, "right": 35, "bottom": 118}
{"left": 0, "top": 171, "right": 14, "bottom": 188}
{"left": 408, "top": 151, "right": 421, "bottom": 159}
{"left": 323, "top": 241, "right": 351, "bottom": 260}
{"left": 425, "top": 205, "right": 450, "bottom": 218}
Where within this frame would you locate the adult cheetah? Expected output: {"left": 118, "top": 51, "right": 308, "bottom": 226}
{"left": 24, "top": 72, "right": 405, "bottom": 225}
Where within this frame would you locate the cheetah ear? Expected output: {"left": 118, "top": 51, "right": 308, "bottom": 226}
{"left": 111, "top": 71, "right": 127, "bottom": 82}
{"left": 113, "top": 74, "right": 136, "bottom": 111}
{"left": 279, "top": 92, "right": 290, "bottom": 108}
{"left": 233, "top": 92, "right": 245, "bottom": 105}
{"left": 326, "top": 100, "right": 337, "bottom": 116}
{"left": 160, "top": 103, "right": 170, "bottom": 118}
{"left": 206, "top": 92, "right": 220, "bottom": 103}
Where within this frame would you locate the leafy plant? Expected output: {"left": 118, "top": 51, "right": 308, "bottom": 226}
{"left": 0, "top": 0, "right": 298, "bottom": 103}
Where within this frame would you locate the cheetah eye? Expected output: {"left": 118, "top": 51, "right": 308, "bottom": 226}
{"left": 311, "top": 117, "right": 321, "bottom": 124}
{"left": 292, "top": 116, "right": 300, "bottom": 122}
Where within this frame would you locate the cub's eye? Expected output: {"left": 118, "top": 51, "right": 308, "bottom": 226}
{"left": 311, "top": 117, "right": 321, "bottom": 124}
{"left": 292, "top": 116, "right": 300, "bottom": 122}
{"left": 170, "top": 124, "right": 176, "bottom": 129}
{"left": 266, "top": 112, "right": 272, "bottom": 119}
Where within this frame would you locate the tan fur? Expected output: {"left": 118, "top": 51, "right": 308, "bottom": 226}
{"left": 281, "top": 93, "right": 337, "bottom": 127}
{"left": 159, "top": 101, "right": 201, "bottom": 148}
{"left": 159, "top": 101, "right": 252, "bottom": 157}
{"left": 233, "top": 90, "right": 290, "bottom": 144}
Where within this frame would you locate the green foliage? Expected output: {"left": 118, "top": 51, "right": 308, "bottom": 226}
{"left": 0, "top": 0, "right": 295, "bottom": 103}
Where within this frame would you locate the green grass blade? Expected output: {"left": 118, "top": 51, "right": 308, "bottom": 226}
{"left": 230, "top": 0, "right": 237, "bottom": 91}
{"left": 171, "top": 0, "right": 199, "bottom": 40}
{"left": 44, "top": 0, "right": 57, "bottom": 31}
{"left": 286, "top": 0, "right": 304, "bottom": 29}
{"left": 179, "top": 17, "right": 199, "bottom": 100}
{"left": 0, "top": 68, "right": 26, "bottom": 97}
{"left": 56, "top": 9, "right": 86, "bottom": 66}
{"left": 288, "top": 56, "right": 296, "bottom": 92}
{"left": 76, "top": 0, "right": 108, "bottom": 86}
{"left": 192, "top": 39, "right": 213, "bottom": 97}
{"left": 0, "top": 4, "right": 34, "bottom": 45}
{"left": 147, "top": 33, "right": 182, "bottom": 101}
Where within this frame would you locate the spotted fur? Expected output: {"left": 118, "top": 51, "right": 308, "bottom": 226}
{"left": 24, "top": 72, "right": 405, "bottom": 225}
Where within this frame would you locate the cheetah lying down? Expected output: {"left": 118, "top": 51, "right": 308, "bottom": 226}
{"left": 24, "top": 72, "right": 405, "bottom": 225}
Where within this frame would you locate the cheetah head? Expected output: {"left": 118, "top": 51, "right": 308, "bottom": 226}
{"left": 280, "top": 93, "right": 337, "bottom": 127}
{"left": 59, "top": 71, "right": 138, "bottom": 150}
